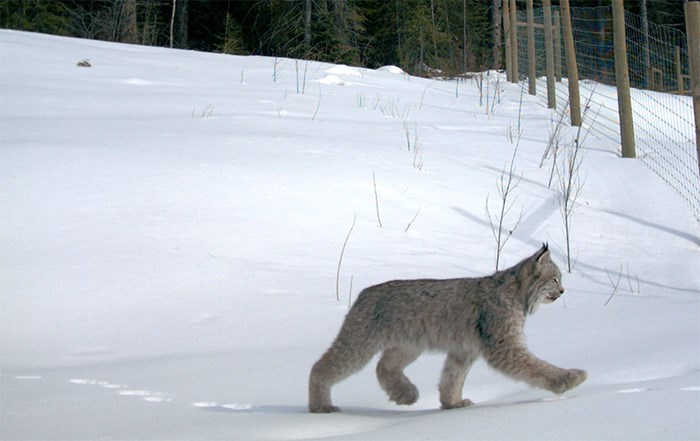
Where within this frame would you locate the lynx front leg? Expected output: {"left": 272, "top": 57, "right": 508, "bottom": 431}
{"left": 439, "top": 351, "right": 477, "bottom": 409}
{"left": 482, "top": 343, "right": 587, "bottom": 395}
{"left": 376, "top": 346, "right": 422, "bottom": 406}
{"left": 546, "top": 368, "right": 587, "bottom": 394}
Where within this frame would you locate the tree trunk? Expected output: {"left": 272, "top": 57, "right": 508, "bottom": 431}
{"left": 304, "top": 0, "right": 312, "bottom": 52}
{"left": 396, "top": 0, "right": 402, "bottom": 54}
{"left": 169, "top": 0, "right": 176, "bottom": 48}
{"left": 463, "top": 0, "right": 467, "bottom": 73}
{"left": 492, "top": 0, "right": 502, "bottom": 70}
{"left": 174, "top": 0, "right": 188, "bottom": 49}
{"left": 120, "top": 0, "right": 138, "bottom": 44}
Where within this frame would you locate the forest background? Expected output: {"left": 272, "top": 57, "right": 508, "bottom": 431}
{"left": 0, "top": 0, "right": 691, "bottom": 76}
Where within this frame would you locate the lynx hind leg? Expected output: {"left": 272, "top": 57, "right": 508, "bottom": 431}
{"left": 439, "top": 351, "right": 477, "bottom": 410}
{"left": 376, "top": 346, "right": 422, "bottom": 406}
{"left": 309, "top": 339, "right": 378, "bottom": 413}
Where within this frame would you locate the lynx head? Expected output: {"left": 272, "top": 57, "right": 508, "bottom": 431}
{"left": 524, "top": 244, "right": 565, "bottom": 315}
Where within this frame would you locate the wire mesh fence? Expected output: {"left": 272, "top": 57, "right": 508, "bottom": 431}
{"left": 515, "top": 3, "right": 699, "bottom": 221}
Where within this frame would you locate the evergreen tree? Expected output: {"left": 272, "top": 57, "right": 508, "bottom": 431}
{"left": 311, "top": 0, "right": 365, "bottom": 65}
{"left": 217, "top": 12, "right": 248, "bottom": 55}
{"left": 0, "top": 0, "right": 71, "bottom": 36}
{"left": 357, "top": 0, "right": 400, "bottom": 68}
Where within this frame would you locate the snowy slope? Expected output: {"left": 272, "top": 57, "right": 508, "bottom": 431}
{"left": 1, "top": 30, "right": 698, "bottom": 440}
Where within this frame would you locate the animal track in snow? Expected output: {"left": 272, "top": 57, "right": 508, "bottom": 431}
{"left": 120, "top": 390, "right": 173, "bottom": 402}
{"left": 615, "top": 386, "right": 700, "bottom": 394}
{"left": 615, "top": 387, "right": 650, "bottom": 394}
{"left": 193, "top": 402, "right": 255, "bottom": 411}
{"left": 69, "top": 378, "right": 128, "bottom": 389}
{"left": 69, "top": 378, "right": 171, "bottom": 402}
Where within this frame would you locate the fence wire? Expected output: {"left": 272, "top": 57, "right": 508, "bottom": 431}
{"left": 515, "top": 4, "right": 699, "bottom": 221}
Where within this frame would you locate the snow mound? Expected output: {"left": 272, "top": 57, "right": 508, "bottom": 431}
{"left": 377, "top": 65, "right": 406, "bottom": 74}
{"left": 318, "top": 74, "right": 345, "bottom": 86}
{"left": 325, "top": 65, "right": 363, "bottom": 77}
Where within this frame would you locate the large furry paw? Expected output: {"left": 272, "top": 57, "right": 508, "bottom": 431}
{"left": 309, "top": 404, "right": 341, "bottom": 414}
{"left": 549, "top": 369, "right": 587, "bottom": 394}
{"left": 441, "top": 398, "right": 474, "bottom": 410}
{"left": 389, "top": 383, "right": 419, "bottom": 405}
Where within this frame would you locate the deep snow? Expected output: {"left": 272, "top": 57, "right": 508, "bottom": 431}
{"left": 1, "top": 30, "right": 698, "bottom": 440}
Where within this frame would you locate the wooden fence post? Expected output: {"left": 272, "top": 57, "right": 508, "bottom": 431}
{"left": 641, "top": 0, "right": 651, "bottom": 89}
{"left": 675, "top": 46, "right": 684, "bottom": 95}
{"left": 554, "top": 11, "right": 562, "bottom": 82}
{"left": 560, "top": 0, "right": 581, "bottom": 126}
{"left": 526, "top": 0, "right": 536, "bottom": 95}
{"left": 612, "top": 0, "right": 636, "bottom": 158}
{"left": 503, "top": 0, "right": 513, "bottom": 83}
{"left": 685, "top": 1, "right": 700, "bottom": 177}
{"left": 543, "top": 0, "right": 556, "bottom": 108}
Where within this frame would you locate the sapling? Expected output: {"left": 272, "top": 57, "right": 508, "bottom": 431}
{"left": 413, "top": 142, "right": 424, "bottom": 171}
{"left": 485, "top": 83, "right": 526, "bottom": 271}
{"left": 295, "top": 59, "right": 310, "bottom": 94}
{"left": 418, "top": 81, "right": 436, "bottom": 110}
{"left": 485, "top": 71, "right": 490, "bottom": 115}
{"left": 557, "top": 130, "right": 583, "bottom": 273}
{"left": 542, "top": 103, "right": 568, "bottom": 188}
{"left": 485, "top": 137, "right": 524, "bottom": 271}
{"left": 404, "top": 121, "right": 412, "bottom": 151}
{"left": 555, "top": 86, "right": 599, "bottom": 273}
{"left": 491, "top": 73, "right": 502, "bottom": 114}
{"left": 356, "top": 92, "right": 366, "bottom": 109}
{"left": 312, "top": 83, "right": 322, "bottom": 121}
{"left": 403, "top": 121, "right": 424, "bottom": 170}
{"left": 335, "top": 214, "right": 356, "bottom": 302}
{"left": 475, "top": 73, "right": 484, "bottom": 107}
{"left": 273, "top": 57, "right": 283, "bottom": 82}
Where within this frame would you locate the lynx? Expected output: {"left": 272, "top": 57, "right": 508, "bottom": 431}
{"left": 308, "top": 244, "right": 586, "bottom": 413}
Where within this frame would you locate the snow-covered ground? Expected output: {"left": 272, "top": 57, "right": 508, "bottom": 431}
{"left": 1, "top": 30, "right": 698, "bottom": 440}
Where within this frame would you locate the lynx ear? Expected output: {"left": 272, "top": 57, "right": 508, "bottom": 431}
{"left": 536, "top": 243, "right": 550, "bottom": 265}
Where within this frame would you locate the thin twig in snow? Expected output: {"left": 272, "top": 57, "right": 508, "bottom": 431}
{"left": 405, "top": 207, "right": 422, "bottom": 232}
{"left": 373, "top": 171, "right": 383, "bottom": 228}
{"left": 335, "top": 214, "right": 356, "bottom": 302}
{"left": 604, "top": 264, "right": 623, "bottom": 306}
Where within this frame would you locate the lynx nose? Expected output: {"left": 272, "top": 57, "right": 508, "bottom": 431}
{"left": 559, "top": 287, "right": 565, "bottom": 294}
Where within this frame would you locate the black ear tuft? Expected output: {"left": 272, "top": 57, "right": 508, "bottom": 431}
{"left": 536, "top": 243, "right": 550, "bottom": 264}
